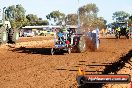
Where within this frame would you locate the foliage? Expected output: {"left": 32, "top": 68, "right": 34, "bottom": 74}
{"left": 111, "top": 11, "right": 131, "bottom": 28}
{"left": 79, "top": 3, "right": 99, "bottom": 17}
{"left": 26, "top": 14, "right": 48, "bottom": 26}
{"left": 129, "top": 16, "right": 132, "bottom": 20}
{"left": 46, "top": 10, "right": 65, "bottom": 25}
{"left": 37, "top": 19, "right": 49, "bottom": 25}
{"left": 128, "top": 15, "right": 132, "bottom": 26}
{"left": 63, "top": 3, "right": 106, "bottom": 31}
{"left": 112, "top": 11, "right": 130, "bottom": 22}
{"left": 78, "top": 3, "right": 106, "bottom": 31}
{"left": 4, "top": 3, "right": 107, "bottom": 30}
{"left": 5, "top": 4, "right": 48, "bottom": 29}
{"left": 65, "top": 14, "right": 78, "bottom": 25}
{"left": 5, "top": 4, "right": 26, "bottom": 29}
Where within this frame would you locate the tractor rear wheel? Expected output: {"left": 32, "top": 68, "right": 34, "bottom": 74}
{"left": 8, "top": 29, "right": 19, "bottom": 43}
{"left": 0, "top": 27, "right": 8, "bottom": 44}
{"left": 77, "top": 36, "right": 86, "bottom": 53}
{"left": 125, "top": 31, "right": 129, "bottom": 39}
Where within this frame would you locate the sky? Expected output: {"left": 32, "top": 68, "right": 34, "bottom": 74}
{"left": 0, "top": 0, "right": 132, "bottom": 23}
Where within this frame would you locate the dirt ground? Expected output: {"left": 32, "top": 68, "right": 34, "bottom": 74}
{"left": 103, "top": 57, "right": 132, "bottom": 88}
{"left": 0, "top": 36, "right": 131, "bottom": 88}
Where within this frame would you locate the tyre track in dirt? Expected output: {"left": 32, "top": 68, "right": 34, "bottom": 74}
{"left": 103, "top": 57, "right": 132, "bottom": 88}
{"left": 78, "top": 49, "right": 132, "bottom": 88}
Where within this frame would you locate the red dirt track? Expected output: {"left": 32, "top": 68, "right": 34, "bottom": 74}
{"left": 0, "top": 36, "right": 131, "bottom": 88}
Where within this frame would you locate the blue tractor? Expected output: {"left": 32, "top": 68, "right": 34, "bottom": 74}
{"left": 51, "top": 26, "right": 100, "bottom": 55}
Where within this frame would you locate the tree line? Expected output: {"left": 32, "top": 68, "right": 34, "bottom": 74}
{"left": 109, "top": 11, "right": 132, "bottom": 29}
{"left": 4, "top": 4, "right": 132, "bottom": 30}
{"left": 5, "top": 4, "right": 49, "bottom": 29}
{"left": 46, "top": 3, "right": 107, "bottom": 31}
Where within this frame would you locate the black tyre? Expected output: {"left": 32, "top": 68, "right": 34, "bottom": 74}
{"left": 126, "top": 34, "right": 129, "bottom": 39}
{"left": 0, "top": 26, "right": 8, "bottom": 44}
{"left": 8, "top": 29, "right": 19, "bottom": 43}
{"left": 125, "top": 31, "right": 129, "bottom": 39}
{"left": 77, "top": 36, "right": 86, "bottom": 53}
{"left": 115, "top": 32, "right": 118, "bottom": 39}
{"left": 115, "top": 35, "right": 118, "bottom": 39}
{"left": 118, "top": 32, "right": 121, "bottom": 39}
{"left": 115, "top": 31, "right": 120, "bottom": 39}
{"left": 76, "top": 76, "right": 86, "bottom": 86}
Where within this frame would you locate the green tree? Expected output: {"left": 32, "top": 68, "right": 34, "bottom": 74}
{"left": 5, "top": 4, "right": 48, "bottom": 28}
{"left": 46, "top": 10, "right": 65, "bottom": 25}
{"left": 112, "top": 11, "right": 130, "bottom": 22}
{"left": 5, "top": 4, "right": 26, "bottom": 29}
{"left": 128, "top": 15, "right": 132, "bottom": 26}
{"left": 78, "top": 3, "right": 105, "bottom": 30}
{"left": 26, "top": 14, "right": 39, "bottom": 25}
{"left": 26, "top": 14, "right": 48, "bottom": 26}
{"left": 79, "top": 3, "right": 99, "bottom": 17}
{"left": 129, "top": 16, "right": 132, "bottom": 20}
{"left": 37, "top": 18, "right": 49, "bottom": 25}
{"left": 65, "top": 14, "right": 77, "bottom": 25}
